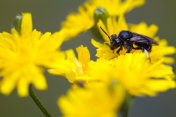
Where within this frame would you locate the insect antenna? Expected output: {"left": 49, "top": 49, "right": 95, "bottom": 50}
{"left": 100, "top": 26, "right": 110, "bottom": 39}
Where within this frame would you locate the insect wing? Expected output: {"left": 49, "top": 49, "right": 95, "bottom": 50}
{"left": 130, "top": 33, "right": 158, "bottom": 45}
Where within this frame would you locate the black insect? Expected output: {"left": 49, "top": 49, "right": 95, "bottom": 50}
{"left": 100, "top": 27, "right": 158, "bottom": 57}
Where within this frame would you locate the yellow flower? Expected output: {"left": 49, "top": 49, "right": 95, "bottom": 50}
{"left": 93, "top": 15, "right": 175, "bottom": 63}
{"left": 49, "top": 45, "right": 118, "bottom": 84}
{"left": 59, "top": 0, "right": 145, "bottom": 41}
{"left": 59, "top": 82, "right": 125, "bottom": 117}
{"left": 49, "top": 45, "right": 91, "bottom": 83}
{"left": 113, "top": 53, "right": 175, "bottom": 96}
{"left": 0, "top": 13, "right": 65, "bottom": 97}
{"left": 91, "top": 0, "right": 145, "bottom": 16}
{"left": 91, "top": 16, "right": 176, "bottom": 96}
{"left": 60, "top": 2, "right": 95, "bottom": 41}
{"left": 87, "top": 53, "right": 175, "bottom": 96}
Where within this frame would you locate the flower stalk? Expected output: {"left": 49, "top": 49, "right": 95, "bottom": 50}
{"left": 120, "top": 92, "right": 134, "bottom": 117}
{"left": 29, "top": 84, "right": 52, "bottom": 117}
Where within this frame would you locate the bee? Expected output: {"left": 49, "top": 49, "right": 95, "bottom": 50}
{"left": 100, "top": 27, "right": 158, "bottom": 58}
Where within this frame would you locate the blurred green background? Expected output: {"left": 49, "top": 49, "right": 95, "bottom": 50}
{"left": 0, "top": 0, "right": 176, "bottom": 117}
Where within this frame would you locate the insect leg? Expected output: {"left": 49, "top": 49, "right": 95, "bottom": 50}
{"left": 143, "top": 49, "right": 149, "bottom": 59}
{"left": 133, "top": 46, "right": 143, "bottom": 50}
{"left": 116, "top": 45, "right": 122, "bottom": 54}
{"left": 133, "top": 47, "right": 149, "bottom": 59}
{"left": 126, "top": 47, "right": 133, "bottom": 53}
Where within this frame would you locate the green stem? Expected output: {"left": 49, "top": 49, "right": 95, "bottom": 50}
{"left": 120, "top": 93, "right": 134, "bottom": 117}
{"left": 29, "top": 84, "right": 52, "bottom": 117}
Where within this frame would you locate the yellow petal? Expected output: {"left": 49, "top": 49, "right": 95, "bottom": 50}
{"left": 76, "top": 45, "right": 90, "bottom": 71}
{"left": 129, "top": 22, "right": 158, "bottom": 38}
{"left": 21, "top": 13, "right": 33, "bottom": 35}
{"left": 91, "top": 39, "right": 117, "bottom": 59}
{"left": 122, "top": 0, "right": 145, "bottom": 14}
{"left": 17, "top": 78, "right": 29, "bottom": 97}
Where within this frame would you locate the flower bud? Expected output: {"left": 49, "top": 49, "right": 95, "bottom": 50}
{"left": 12, "top": 14, "right": 22, "bottom": 33}
{"left": 94, "top": 7, "right": 109, "bottom": 26}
